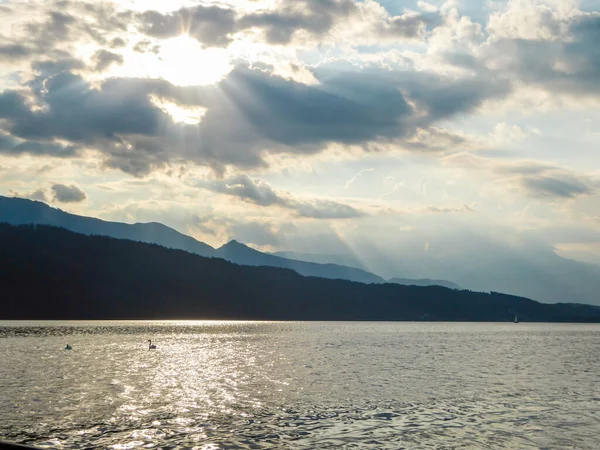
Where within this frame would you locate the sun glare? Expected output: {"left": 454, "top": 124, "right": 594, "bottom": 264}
{"left": 151, "top": 96, "right": 207, "bottom": 125}
{"left": 157, "top": 36, "right": 233, "bottom": 86}
{"left": 112, "top": 35, "right": 233, "bottom": 87}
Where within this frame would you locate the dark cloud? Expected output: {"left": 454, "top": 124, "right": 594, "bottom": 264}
{"left": 0, "top": 133, "right": 78, "bottom": 158}
{"left": 197, "top": 173, "right": 364, "bottom": 219}
{"left": 0, "top": 62, "right": 169, "bottom": 174}
{"left": 0, "top": 59, "right": 508, "bottom": 175}
{"left": 198, "top": 174, "right": 281, "bottom": 207}
{"left": 26, "top": 11, "right": 76, "bottom": 47}
{"left": 497, "top": 161, "right": 558, "bottom": 176}
{"left": 110, "top": 37, "right": 127, "bottom": 48}
{"left": 521, "top": 174, "right": 594, "bottom": 199}
{"left": 0, "top": 91, "right": 33, "bottom": 121}
{"left": 91, "top": 49, "right": 124, "bottom": 72}
{"left": 237, "top": 0, "right": 357, "bottom": 44}
{"left": 398, "top": 72, "right": 508, "bottom": 123}
{"left": 6, "top": 66, "right": 163, "bottom": 143}
{"left": 485, "top": 12, "right": 600, "bottom": 95}
{"left": 0, "top": 44, "right": 33, "bottom": 61}
{"left": 384, "top": 12, "right": 434, "bottom": 39}
{"left": 51, "top": 183, "right": 87, "bottom": 203}
{"left": 136, "top": 0, "right": 361, "bottom": 47}
{"left": 138, "top": 5, "right": 237, "bottom": 47}
{"left": 185, "top": 65, "right": 506, "bottom": 167}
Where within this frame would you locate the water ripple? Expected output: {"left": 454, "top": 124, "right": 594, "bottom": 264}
{"left": 1, "top": 321, "right": 599, "bottom": 448}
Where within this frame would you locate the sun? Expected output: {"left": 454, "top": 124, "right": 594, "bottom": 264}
{"left": 157, "top": 36, "right": 233, "bottom": 86}
{"left": 112, "top": 35, "right": 233, "bottom": 87}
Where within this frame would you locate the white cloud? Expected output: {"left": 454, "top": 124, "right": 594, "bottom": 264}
{"left": 0, "top": 0, "right": 599, "bottom": 281}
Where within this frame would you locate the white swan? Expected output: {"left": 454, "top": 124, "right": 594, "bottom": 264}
{"left": 148, "top": 340, "right": 157, "bottom": 350}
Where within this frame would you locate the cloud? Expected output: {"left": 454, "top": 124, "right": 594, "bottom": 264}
{"left": 0, "top": 132, "right": 78, "bottom": 158}
{"left": 9, "top": 188, "right": 48, "bottom": 203}
{"left": 51, "top": 183, "right": 87, "bottom": 203}
{"left": 0, "top": 58, "right": 508, "bottom": 176}
{"left": 521, "top": 174, "right": 594, "bottom": 199}
{"left": 199, "top": 174, "right": 281, "bottom": 207}
{"left": 483, "top": 2, "right": 600, "bottom": 96}
{"left": 444, "top": 152, "right": 596, "bottom": 200}
{"left": 186, "top": 65, "right": 507, "bottom": 170}
{"left": 0, "top": 63, "right": 168, "bottom": 174}
{"left": 91, "top": 49, "right": 124, "bottom": 72}
{"left": 132, "top": 40, "right": 160, "bottom": 54}
{"left": 196, "top": 173, "right": 364, "bottom": 219}
{"left": 0, "top": 2, "right": 132, "bottom": 64}
{"left": 382, "top": 12, "right": 431, "bottom": 39}
{"left": 426, "top": 204, "right": 475, "bottom": 213}
{"left": 236, "top": 0, "right": 358, "bottom": 45}
{"left": 486, "top": 0, "right": 571, "bottom": 41}
{"left": 0, "top": 44, "right": 32, "bottom": 61}
{"left": 293, "top": 199, "right": 365, "bottom": 219}
{"left": 138, "top": 5, "right": 237, "bottom": 47}
{"left": 110, "top": 37, "right": 127, "bottom": 49}
{"left": 135, "top": 0, "right": 432, "bottom": 48}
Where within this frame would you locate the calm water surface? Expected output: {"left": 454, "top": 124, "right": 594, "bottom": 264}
{"left": 0, "top": 321, "right": 599, "bottom": 449}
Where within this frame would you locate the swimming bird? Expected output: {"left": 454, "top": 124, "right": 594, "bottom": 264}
{"left": 65, "top": 344, "right": 72, "bottom": 350}
{"left": 148, "top": 340, "right": 157, "bottom": 350}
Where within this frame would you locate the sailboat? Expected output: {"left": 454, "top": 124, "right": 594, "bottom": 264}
{"left": 514, "top": 315, "right": 519, "bottom": 323}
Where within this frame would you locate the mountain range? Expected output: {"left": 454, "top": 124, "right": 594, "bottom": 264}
{"left": 2, "top": 223, "right": 599, "bottom": 322}
{"left": 2, "top": 195, "right": 600, "bottom": 306}
{"left": 0, "top": 196, "right": 453, "bottom": 287}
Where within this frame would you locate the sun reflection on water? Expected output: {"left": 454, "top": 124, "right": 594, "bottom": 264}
{"left": 1, "top": 322, "right": 599, "bottom": 449}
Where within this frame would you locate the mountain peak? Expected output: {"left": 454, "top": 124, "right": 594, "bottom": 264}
{"left": 220, "top": 239, "right": 249, "bottom": 248}
{"left": 219, "top": 239, "right": 256, "bottom": 253}
{"left": 0, "top": 195, "right": 216, "bottom": 258}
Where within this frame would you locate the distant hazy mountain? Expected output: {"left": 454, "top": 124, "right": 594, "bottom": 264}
{"left": 0, "top": 195, "right": 215, "bottom": 257}
{"left": 217, "top": 240, "right": 384, "bottom": 284}
{"left": 353, "top": 238, "right": 600, "bottom": 306}
{"left": 3, "top": 223, "right": 600, "bottom": 322}
{"left": 270, "top": 250, "right": 461, "bottom": 288}
{"left": 271, "top": 251, "right": 368, "bottom": 271}
{"left": 388, "top": 278, "right": 461, "bottom": 290}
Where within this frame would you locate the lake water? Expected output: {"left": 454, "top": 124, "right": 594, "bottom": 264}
{"left": 0, "top": 321, "right": 599, "bottom": 449}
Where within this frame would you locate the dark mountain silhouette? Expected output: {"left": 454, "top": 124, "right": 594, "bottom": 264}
{"left": 216, "top": 240, "right": 384, "bottom": 284}
{"left": 1, "top": 223, "right": 600, "bottom": 322}
{"left": 388, "top": 278, "right": 461, "bottom": 290}
{"left": 2, "top": 196, "right": 599, "bottom": 304}
{"left": 0, "top": 195, "right": 215, "bottom": 257}
{"left": 0, "top": 196, "right": 382, "bottom": 284}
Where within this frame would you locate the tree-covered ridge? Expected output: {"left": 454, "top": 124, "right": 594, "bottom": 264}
{"left": 1, "top": 224, "right": 599, "bottom": 322}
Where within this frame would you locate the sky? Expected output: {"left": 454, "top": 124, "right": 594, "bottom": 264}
{"left": 1, "top": 0, "right": 600, "bottom": 275}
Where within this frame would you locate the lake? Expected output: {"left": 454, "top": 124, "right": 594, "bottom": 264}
{"left": 1, "top": 321, "right": 599, "bottom": 449}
